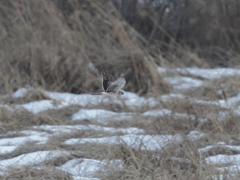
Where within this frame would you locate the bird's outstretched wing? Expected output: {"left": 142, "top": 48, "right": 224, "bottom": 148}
{"left": 101, "top": 70, "right": 115, "bottom": 92}
{"left": 106, "top": 76, "right": 126, "bottom": 93}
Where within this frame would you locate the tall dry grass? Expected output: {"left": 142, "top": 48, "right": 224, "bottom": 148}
{"left": 113, "top": 0, "right": 240, "bottom": 67}
{"left": 0, "top": 1, "right": 240, "bottom": 179}
{"left": 0, "top": 0, "right": 170, "bottom": 96}
{"left": 1, "top": 0, "right": 239, "bottom": 95}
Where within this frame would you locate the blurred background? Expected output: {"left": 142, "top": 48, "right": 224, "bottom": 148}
{"left": 1, "top": 0, "right": 240, "bottom": 95}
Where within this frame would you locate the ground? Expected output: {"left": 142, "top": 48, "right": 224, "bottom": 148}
{"left": 1, "top": 67, "right": 240, "bottom": 180}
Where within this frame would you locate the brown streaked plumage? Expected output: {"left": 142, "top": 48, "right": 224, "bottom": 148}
{"left": 99, "top": 69, "right": 126, "bottom": 95}
{"left": 106, "top": 76, "right": 126, "bottom": 94}
{"left": 101, "top": 70, "right": 115, "bottom": 92}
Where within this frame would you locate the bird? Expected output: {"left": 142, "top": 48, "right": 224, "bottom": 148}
{"left": 94, "top": 69, "right": 126, "bottom": 95}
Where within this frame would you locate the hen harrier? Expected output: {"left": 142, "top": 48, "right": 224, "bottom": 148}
{"left": 93, "top": 69, "right": 126, "bottom": 95}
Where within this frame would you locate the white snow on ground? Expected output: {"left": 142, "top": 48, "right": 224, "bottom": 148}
{"left": 33, "top": 124, "right": 144, "bottom": 135}
{"left": 64, "top": 134, "right": 181, "bottom": 151}
{"left": 143, "top": 109, "right": 207, "bottom": 122}
{"left": 17, "top": 99, "right": 70, "bottom": 114}
{"left": 217, "top": 164, "right": 240, "bottom": 173}
{"left": 199, "top": 143, "right": 240, "bottom": 154}
{"left": 0, "top": 146, "right": 17, "bottom": 154}
{"left": 160, "top": 93, "right": 185, "bottom": 102}
{"left": 45, "top": 91, "right": 127, "bottom": 107}
{"left": 143, "top": 109, "right": 196, "bottom": 120}
{"left": 46, "top": 91, "right": 160, "bottom": 110}
{"left": 1, "top": 67, "right": 240, "bottom": 178}
{"left": 20, "top": 130, "right": 50, "bottom": 144}
{"left": 45, "top": 92, "right": 107, "bottom": 107}
{"left": 73, "top": 177, "right": 100, "bottom": 180}
{"left": 205, "top": 154, "right": 240, "bottom": 165}
{"left": 72, "top": 109, "right": 136, "bottom": 124}
{"left": 0, "top": 135, "right": 47, "bottom": 146}
{"left": 124, "top": 95, "right": 160, "bottom": 109}
{"left": 2, "top": 87, "right": 30, "bottom": 98}
{"left": 58, "top": 158, "right": 122, "bottom": 178}
{"left": 187, "top": 131, "right": 205, "bottom": 141}
{"left": 200, "top": 144, "right": 240, "bottom": 174}
{"left": 0, "top": 150, "right": 69, "bottom": 170}
{"left": 158, "top": 67, "right": 240, "bottom": 79}
{"left": 180, "top": 68, "right": 240, "bottom": 79}
{"left": 143, "top": 109, "right": 172, "bottom": 116}
{"left": 72, "top": 109, "right": 118, "bottom": 121}
{"left": 11, "top": 88, "right": 30, "bottom": 98}
{"left": 164, "top": 76, "right": 203, "bottom": 90}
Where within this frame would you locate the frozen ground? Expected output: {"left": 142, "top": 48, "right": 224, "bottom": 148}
{"left": 1, "top": 67, "right": 240, "bottom": 179}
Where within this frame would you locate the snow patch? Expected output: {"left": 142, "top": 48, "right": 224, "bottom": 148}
{"left": 72, "top": 109, "right": 135, "bottom": 125}
{"left": 33, "top": 124, "right": 144, "bottom": 135}
{"left": 58, "top": 158, "right": 122, "bottom": 178}
{"left": 17, "top": 99, "right": 69, "bottom": 114}
{"left": 0, "top": 150, "right": 69, "bottom": 170}
{"left": 64, "top": 134, "right": 181, "bottom": 151}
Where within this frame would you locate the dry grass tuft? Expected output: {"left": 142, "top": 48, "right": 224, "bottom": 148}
{"left": 3, "top": 88, "right": 50, "bottom": 104}
{"left": 3, "top": 166, "right": 72, "bottom": 180}
{"left": 0, "top": 0, "right": 240, "bottom": 179}
{"left": 0, "top": 0, "right": 170, "bottom": 95}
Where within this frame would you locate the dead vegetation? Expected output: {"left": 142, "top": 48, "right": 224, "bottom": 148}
{"left": 3, "top": 166, "right": 72, "bottom": 180}
{"left": 0, "top": 0, "right": 240, "bottom": 179}
{"left": 0, "top": 0, "right": 169, "bottom": 95}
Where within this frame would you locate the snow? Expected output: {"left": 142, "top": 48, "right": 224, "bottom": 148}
{"left": 143, "top": 109, "right": 172, "bottom": 116}
{"left": 0, "top": 146, "right": 17, "bottom": 154}
{"left": 187, "top": 131, "right": 205, "bottom": 141}
{"left": 72, "top": 109, "right": 135, "bottom": 124}
{"left": 0, "top": 150, "right": 69, "bottom": 170}
{"left": 72, "top": 109, "right": 117, "bottom": 121}
{"left": 3, "top": 87, "right": 30, "bottom": 98}
{"left": 217, "top": 164, "right": 240, "bottom": 173}
{"left": 1, "top": 67, "right": 240, "bottom": 178}
{"left": 0, "top": 136, "right": 41, "bottom": 146}
{"left": 20, "top": 130, "right": 50, "bottom": 144}
{"left": 199, "top": 144, "right": 240, "bottom": 154}
{"left": 33, "top": 124, "right": 144, "bottom": 135}
{"left": 164, "top": 76, "right": 203, "bottom": 90}
{"left": 205, "top": 154, "right": 240, "bottom": 165}
{"left": 11, "top": 88, "right": 30, "bottom": 98}
{"left": 73, "top": 177, "right": 100, "bottom": 180}
{"left": 59, "top": 159, "right": 102, "bottom": 177}
{"left": 58, "top": 158, "right": 122, "bottom": 178}
{"left": 0, "top": 131, "right": 49, "bottom": 146}
{"left": 158, "top": 67, "right": 240, "bottom": 80}
{"left": 73, "top": 178, "right": 99, "bottom": 180}
{"left": 160, "top": 93, "right": 185, "bottom": 101}
{"left": 143, "top": 109, "right": 197, "bottom": 121}
{"left": 45, "top": 91, "right": 118, "bottom": 107}
{"left": 64, "top": 134, "right": 181, "bottom": 151}
{"left": 17, "top": 99, "right": 70, "bottom": 114}
{"left": 46, "top": 91, "right": 159, "bottom": 110}
{"left": 200, "top": 144, "right": 240, "bottom": 174}
{"left": 181, "top": 68, "right": 240, "bottom": 79}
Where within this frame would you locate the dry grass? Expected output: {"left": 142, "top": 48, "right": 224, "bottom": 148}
{"left": 0, "top": 0, "right": 169, "bottom": 96}
{"left": 0, "top": 0, "right": 240, "bottom": 179}
{"left": 2, "top": 166, "right": 71, "bottom": 180}
{"left": 2, "top": 88, "right": 50, "bottom": 105}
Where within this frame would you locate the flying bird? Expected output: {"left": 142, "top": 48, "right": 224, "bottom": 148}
{"left": 94, "top": 69, "right": 126, "bottom": 95}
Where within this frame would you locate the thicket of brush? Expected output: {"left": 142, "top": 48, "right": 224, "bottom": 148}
{"left": 0, "top": 0, "right": 239, "bottom": 95}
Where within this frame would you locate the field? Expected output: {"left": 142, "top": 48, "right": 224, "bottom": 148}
{"left": 1, "top": 0, "right": 240, "bottom": 180}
